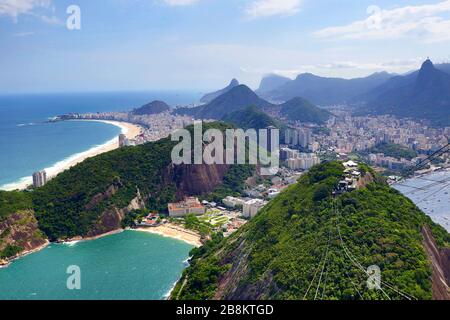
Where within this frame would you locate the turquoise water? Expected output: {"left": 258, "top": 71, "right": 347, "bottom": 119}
{"left": 0, "top": 231, "right": 193, "bottom": 300}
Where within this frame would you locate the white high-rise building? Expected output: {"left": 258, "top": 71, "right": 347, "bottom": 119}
{"left": 243, "top": 199, "right": 267, "bottom": 219}
{"left": 286, "top": 153, "right": 320, "bottom": 170}
{"left": 32, "top": 170, "right": 47, "bottom": 188}
{"left": 118, "top": 134, "right": 127, "bottom": 147}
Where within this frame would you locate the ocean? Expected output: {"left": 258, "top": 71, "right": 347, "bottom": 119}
{"left": 0, "top": 91, "right": 200, "bottom": 189}
{"left": 0, "top": 91, "right": 200, "bottom": 300}
{"left": 0, "top": 231, "right": 193, "bottom": 300}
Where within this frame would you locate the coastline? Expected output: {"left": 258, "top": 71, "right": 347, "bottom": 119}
{"left": 134, "top": 223, "right": 202, "bottom": 248}
{"left": 0, "top": 226, "right": 199, "bottom": 269}
{"left": 0, "top": 120, "right": 142, "bottom": 191}
{"left": 0, "top": 240, "right": 50, "bottom": 268}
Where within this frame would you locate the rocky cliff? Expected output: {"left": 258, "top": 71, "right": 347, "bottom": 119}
{"left": 0, "top": 210, "right": 48, "bottom": 265}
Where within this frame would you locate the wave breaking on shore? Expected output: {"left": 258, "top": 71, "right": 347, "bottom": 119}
{"left": 0, "top": 120, "right": 141, "bottom": 191}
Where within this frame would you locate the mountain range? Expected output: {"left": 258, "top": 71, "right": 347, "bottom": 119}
{"left": 256, "top": 60, "right": 450, "bottom": 126}
{"left": 200, "top": 79, "right": 240, "bottom": 104}
{"left": 256, "top": 74, "right": 291, "bottom": 96}
{"left": 176, "top": 85, "right": 273, "bottom": 120}
{"left": 359, "top": 59, "right": 450, "bottom": 126}
{"left": 258, "top": 72, "right": 394, "bottom": 105}
{"left": 177, "top": 84, "right": 331, "bottom": 125}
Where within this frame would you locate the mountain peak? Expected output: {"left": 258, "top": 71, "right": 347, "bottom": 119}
{"left": 132, "top": 100, "right": 170, "bottom": 115}
{"left": 200, "top": 79, "right": 240, "bottom": 104}
{"left": 229, "top": 78, "right": 239, "bottom": 86}
{"left": 420, "top": 58, "right": 435, "bottom": 72}
{"left": 417, "top": 58, "right": 440, "bottom": 86}
{"left": 256, "top": 74, "right": 291, "bottom": 94}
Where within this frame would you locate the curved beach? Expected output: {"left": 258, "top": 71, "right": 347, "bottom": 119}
{"left": 135, "top": 224, "right": 202, "bottom": 247}
{"left": 1, "top": 120, "right": 142, "bottom": 191}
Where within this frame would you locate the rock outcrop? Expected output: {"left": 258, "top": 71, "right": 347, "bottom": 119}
{"left": 0, "top": 210, "right": 48, "bottom": 265}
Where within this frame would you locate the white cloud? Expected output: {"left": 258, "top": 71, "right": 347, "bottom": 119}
{"left": 245, "top": 0, "right": 303, "bottom": 18}
{"left": 163, "top": 0, "right": 199, "bottom": 6}
{"left": 0, "top": 0, "right": 51, "bottom": 19}
{"left": 314, "top": 0, "right": 450, "bottom": 43}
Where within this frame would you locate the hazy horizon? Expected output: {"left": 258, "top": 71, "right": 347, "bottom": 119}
{"left": 1, "top": 0, "right": 450, "bottom": 94}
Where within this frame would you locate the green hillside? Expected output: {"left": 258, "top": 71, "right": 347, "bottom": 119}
{"left": 0, "top": 191, "right": 33, "bottom": 221}
{"left": 280, "top": 97, "right": 332, "bottom": 124}
{"left": 222, "top": 105, "right": 283, "bottom": 130}
{"left": 176, "top": 85, "right": 273, "bottom": 120}
{"left": 31, "top": 122, "right": 249, "bottom": 241}
{"left": 172, "top": 162, "right": 450, "bottom": 300}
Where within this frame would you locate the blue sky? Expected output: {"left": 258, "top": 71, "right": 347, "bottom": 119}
{"left": 1, "top": 0, "right": 450, "bottom": 93}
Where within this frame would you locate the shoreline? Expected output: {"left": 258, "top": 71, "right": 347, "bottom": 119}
{"left": 62, "top": 229, "right": 126, "bottom": 244}
{"left": 134, "top": 223, "right": 202, "bottom": 248}
{"left": 0, "top": 226, "right": 200, "bottom": 269}
{"left": 0, "top": 240, "right": 50, "bottom": 268}
{"left": 0, "top": 120, "right": 143, "bottom": 191}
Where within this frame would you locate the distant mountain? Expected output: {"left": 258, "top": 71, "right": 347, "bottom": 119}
{"left": 279, "top": 97, "right": 332, "bottom": 124}
{"left": 436, "top": 63, "right": 450, "bottom": 75}
{"left": 260, "top": 72, "right": 393, "bottom": 105}
{"left": 256, "top": 74, "right": 291, "bottom": 95}
{"left": 177, "top": 85, "right": 273, "bottom": 120}
{"left": 361, "top": 59, "right": 450, "bottom": 126}
{"left": 132, "top": 100, "right": 170, "bottom": 115}
{"left": 222, "top": 105, "right": 282, "bottom": 130}
{"left": 200, "top": 79, "right": 240, "bottom": 104}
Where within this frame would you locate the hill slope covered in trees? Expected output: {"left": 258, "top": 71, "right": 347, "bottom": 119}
{"left": 172, "top": 162, "right": 450, "bottom": 300}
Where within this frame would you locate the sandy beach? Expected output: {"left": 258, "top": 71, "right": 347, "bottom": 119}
{"left": 1, "top": 120, "right": 142, "bottom": 191}
{"left": 135, "top": 223, "right": 202, "bottom": 247}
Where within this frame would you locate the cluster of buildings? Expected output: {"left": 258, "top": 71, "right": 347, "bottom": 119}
{"left": 367, "top": 153, "right": 413, "bottom": 171}
{"left": 60, "top": 111, "right": 195, "bottom": 146}
{"left": 168, "top": 196, "right": 269, "bottom": 220}
{"left": 138, "top": 213, "right": 161, "bottom": 227}
{"left": 280, "top": 148, "right": 321, "bottom": 171}
{"left": 168, "top": 197, "right": 206, "bottom": 217}
{"left": 336, "top": 160, "right": 362, "bottom": 193}
{"left": 222, "top": 196, "right": 268, "bottom": 219}
{"left": 316, "top": 114, "right": 449, "bottom": 156}
{"left": 284, "top": 128, "right": 313, "bottom": 149}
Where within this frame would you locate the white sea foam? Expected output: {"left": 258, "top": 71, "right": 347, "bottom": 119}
{"left": 63, "top": 240, "right": 81, "bottom": 247}
{"left": 164, "top": 279, "right": 180, "bottom": 300}
{"left": 0, "top": 120, "right": 128, "bottom": 191}
{"left": 17, "top": 122, "right": 37, "bottom": 127}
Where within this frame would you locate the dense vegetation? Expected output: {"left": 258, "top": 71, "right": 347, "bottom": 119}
{"left": 279, "top": 97, "right": 332, "bottom": 124}
{"left": 29, "top": 121, "right": 253, "bottom": 241}
{"left": 132, "top": 100, "right": 171, "bottom": 115}
{"left": 222, "top": 105, "right": 282, "bottom": 130}
{"left": 172, "top": 162, "right": 450, "bottom": 300}
{"left": 0, "top": 191, "right": 33, "bottom": 221}
{"left": 32, "top": 137, "right": 175, "bottom": 240}
{"left": 203, "top": 164, "right": 255, "bottom": 203}
{"left": 366, "top": 142, "right": 418, "bottom": 160}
